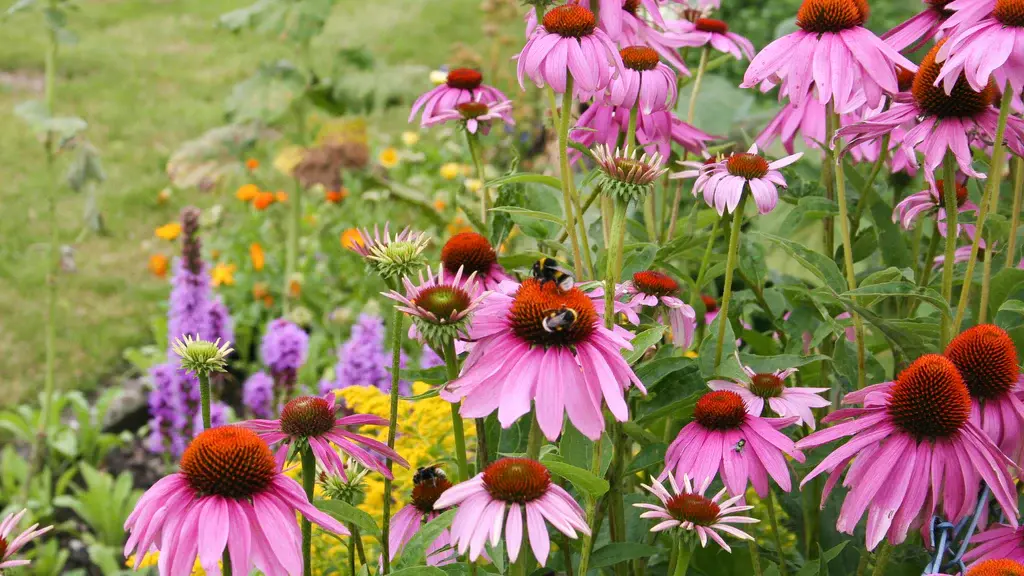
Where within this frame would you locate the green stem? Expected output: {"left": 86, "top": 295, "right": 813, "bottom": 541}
{"left": 526, "top": 412, "right": 544, "bottom": 460}
{"left": 831, "top": 122, "right": 866, "bottom": 389}
{"left": 749, "top": 540, "right": 764, "bottom": 576}
{"left": 348, "top": 527, "right": 357, "bottom": 576}
{"left": 822, "top": 103, "right": 837, "bottom": 259}
{"left": 443, "top": 338, "right": 470, "bottom": 482}
{"left": 510, "top": 540, "right": 527, "bottom": 576}
{"left": 555, "top": 80, "right": 585, "bottom": 278}
{"left": 714, "top": 192, "right": 748, "bottom": 367}
{"left": 689, "top": 215, "right": 722, "bottom": 309}
{"left": 475, "top": 418, "right": 489, "bottom": 470}
{"left": 559, "top": 186, "right": 602, "bottom": 243}
{"left": 672, "top": 542, "right": 692, "bottom": 576}
{"left": 980, "top": 251, "right": 994, "bottom": 324}
{"left": 869, "top": 542, "right": 893, "bottom": 576}
{"left": 199, "top": 373, "right": 212, "bottom": 430}
{"left": 855, "top": 550, "right": 870, "bottom": 576}
{"left": 687, "top": 46, "right": 711, "bottom": 125}
{"left": 1006, "top": 156, "right": 1023, "bottom": 268}
{"left": 766, "top": 490, "right": 788, "bottom": 576}
{"left": 351, "top": 525, "right": 366, "bottom": 565}
{"left": 381, "top": 306, "right": 405, "bottom": 576}
{"left": 223, "top": 550, "right": 233, "bottom": 575}
{"left": 940, "top": 152, "right": 959, "bottom": 347}
{"left": 570, "top": 172, "right": 595, "bottom": 279}
{"left": 301, "top": 446, "right": 316, "bottom": 576}
{"left": 576, "top": 436, "right": 603, "bottom": 576}
{"left": 665, "top": 180, "right": 684, "bottom": 243}
{"left": 626, "top": 106, "right": 639, "bottom": 155}
{"left": 644, "top": 192, "right": 658, "bottom": 245}
{"left": 466, "top": 131, "right": 489, "bottom": 231}
{"left": 605, "top": 199, "right": 629, "bottom": 327}
{"left": 919, "top": 220, "right": 942, "bottom": 290}
{"left": 952, "top": 82, "right": 1014, "bottom": 334}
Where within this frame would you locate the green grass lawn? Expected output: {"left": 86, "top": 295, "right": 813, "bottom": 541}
{"left": 0, "top": 0, "right": 493, "bottom": 403}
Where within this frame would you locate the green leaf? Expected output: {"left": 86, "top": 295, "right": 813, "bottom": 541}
{"left": 225, "top": 62, "right": 307, "bottom": 125}
{"left": 777, "top": 196, "right": 839, "bottom": 234}
{"left": 498, "top": 251, "right": 547, "bottom": 273}
{"left": 621, "top": 243, "right": 659, "bottom": 278}
{"left": 634, "top": 357, "right": 697, "bottom": 390}
{"left": 540, "top": 458, "right": 609, "bottom": 497}
{"left": 840, "top": 282, "right": 951, "bottom": 319}
{"left": 395, "top": 509, "right": 456, "bottom": 569}
{"left": 390, "top": 567, "right": 447, "bottom": 576}
{"left": 589, "top": 543, "right": 662, "bottom": 569}
{"left": 486, "top": 172, "right": 562, "bottom": 192}
{"left": 698, "top": 316, "right": 745, "bottom": 380}
{"left": 558, "top": 423, "right": 594, "bottom": 470}
{"left": 624, "top": 326, "right": 667, "bottom": 364}
{"left": 488, "top": 206, "right": 565, "bottom": 225}
{"left": 5, "top": 0, "right": 36, "bottom": 16}
{"left": 869, "top": 199, "right": 913, "bottom": 269}
{"left": 988, "top": 268, "right": 1024, "bottom": 320}
{"left": 626, "top": 443, "right": 667, "bottom": 475}
{"left": 315, "top": 500, "right": 381, "bottom": 538}
{"left": 753, "top": 232, "right": 847, "bottom": 294}
{"left": 738, "top": 353, "right": 830, "bottom": 373}
{"left": 402, "top": 366, "right": 447, "bottom": 386}
{"left": 14, "top": 100, "right": 87, "bottom": 140}
{"left": 997, "top": 299, "right": 1024, "bottom": 316}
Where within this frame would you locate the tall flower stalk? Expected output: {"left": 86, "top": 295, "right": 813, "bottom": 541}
{"left": 381, "top": 305, "right": 404, "bottom": 575}
{"left": 466, "top": 131, "right": 489, "bottom": 229}
{"left": 1007, "top": 157, "right": 1023, "bottom": 269}
{"left": 939, "top": 153, "right": 959, "bottom": 346}
{"left": 714, "top": 192, "right": 747, "bottom": 366}
{"left": 443, "top": 337, "right": 470, "bottom": 482}
{"left": 667, "top": 45, "right": 711, "bottom": 241}
{"left": 556, "top": 80, "right": 585, "bottom": 277}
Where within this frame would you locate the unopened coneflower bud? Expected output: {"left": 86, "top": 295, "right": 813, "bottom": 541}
{"left": 593, "top": 144, "right": 667, "bottom": 203}
{"left": 172, "top": 335, "right": 232, "bottom": 377}
{"left": 349, "top": 224, "right": 431, "bottom": 282}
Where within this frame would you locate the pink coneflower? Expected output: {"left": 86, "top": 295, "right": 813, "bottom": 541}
{"left": 708, "top": 362, "right": 830, "bottom": 430}
{"left": 945, "top": 324, "right": 1024, "bottom": 462}
{"left": 0, "top": 509, "right": 52, "bottom": 571}
{"left": 517, "top": 4, "right": 624, "bottom": 97}
{"left": 440, "top": 232, "right": 511, "bottom": 293}
{"left": 936, "top": 0, "right": 1024, "bottom": 103}
{"left": 598, "top": 0, "right": 666, "bottom": 43}
{"left": 606, "top": 46, "right": 678, "bottom": 113}
{"left": 797, "top": 354, "right": 1019, "bottom": 550}
{"left": 384, "top": 264, "right": 486, "bottom": 348}
{"left": 601, "top": 0, "right": 688, "bottom": 72}
{"left": 623, "top": 271, "right": 697, "bottom": 349}
{"left": 635, "top": 474, "right": 757, "bottom": 551}
{"left": 893, "top": 177, "right": 976, "bottom": 237}
{"left": 963, "top": 559, "right": 1024, "bottom": 575}
{"left": 240, "top": 394, "right": 408, "bottom": 480}
{"left": 964, "top": 525, "right": 1024, "bottom": 567}
{"left": 665, "top": 18, "right": 755, "bottom": 60}
{"left": 441, "top": 279, "right": 644, "bottom": 441}
{"left": 663, "top": 390, "right": 805, "bottom": 497}
{"left": 124, "top": 426, "right": 350, "bottom": 575}
{"left": 423, "top": 95, "right": 515, "bottom": 135}
{"left": 572, "top": 103, "right": 717, "bottom": 161}
{"left": 883, "top": 0, "right": 955, "bottom": 52}
{"left": 838, "top": 41, "right": 1024, "bottom": 184}
{"left": 674, "top": 144, "right": 803, "bottom": 215}
{"left": 933, "top": 239, "right": 988, "bottom": 269}
{"left": 755, "top": 89, "right": 874, "bottom": 156}
{"left": 388, "top": 466, "right": 456, "bottom": 566}
{"left": 742, "top": 0, "right": 916, "bottom": 113}
{"left": 410, "top": 68, "right": 508, "bottom": 126}
{"left": 433, "top": 458, "right": 589, "bottom": 564}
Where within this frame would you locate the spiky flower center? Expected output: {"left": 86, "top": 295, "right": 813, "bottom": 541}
{"left": 665, "top": 493, "right": 721, "bottom": 526}
{"left": 456, "top": 101, "right": 490, "bottom": 119}
{"left": 887, "top": 355, "right": 970, "bottom": 439}
{"left": 414, "top": 285, "right": 473, "bottom": 321}
{"left": 967, "top": 559, "right": 1024, "bottom": 576}
{"left": 180, "top": 426, "right": 277, "bottom": 499}
{"left": 994, "top": 0, "right": 1024, "bottom": 27}
{"left": 695, "top": 18, "right": 729, "bottom": 33}
{"left": 633, "top": 270, "right": 679, "bottom": 297}
{"left": 935, "top": 179, "right": 969, "bottom": 208}
{"left": 482, "top": 458, "right": 551, "bottom": 504}
{"left": 945, "top": 324, "right": 1020, "bottom": 401}
{"left": 797, "top": 0, "right": 869, "bottom": 32}
{"left": 280, "top": 396, "right": 337, "bottom": 437}
{"left": 694, "top": 391, "right": 747, "bottom": 430}
{"left": 0, "top": 536, "right": 7, "bottom": 560}
{"left": 412, "top": 477, "right": 454, "bottom": 513}
{"left": 442, "top": 231, "right": 498, "bottom": 277}
{"left": 896, "top": 66, "right": 915, "bottom": 92}
{"left": 913, "top": 41, "right": 996, "bottom": 118}
{"left": 509, "top": 278, "right": 597, "bottom": 347}
{"left": 750, "top": 373, "right": 785, "bottom": 399}
{"left": 623, "top": 0, "right": 641, "bottom": 15}
{"left": 702, "top": 295, "right": 718, "bottom": 312}
{"left": 726, "top": 153, "right": 770, "bottom": 179}
{"left": 620, "top": 46, "right": 660, "bottom": 71}
{"left": 542, "top": 5, "right": 597, "bottom": 38}
{"left": 446, "top": 69, "right": 483, "bottom": 90}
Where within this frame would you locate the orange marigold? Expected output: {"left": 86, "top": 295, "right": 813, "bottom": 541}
{"left": 245, "top": 158, "right": 260, "bottom": 171}
{"left": 149, "top": 254, "right": 169, "bottom": 278}
{"left": 236, "top": 184, "right": 260, "bottom": 202}
{"left": 253, "top": 192, "right": 276, "bottom": 211}
{"left": 250, "top": 243, "right": 265, "bottom": 271}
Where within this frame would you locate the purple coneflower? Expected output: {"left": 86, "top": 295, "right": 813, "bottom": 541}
{"left": 384, "top": 264, "right": 485, "bottom": 348}
{"left": 124, "top": 426, "right": 349, "bottom": 575}
{"left": 664, "top": 390, "right": 805, "bottom": 498}
{"left": 893, "top": 177, "right": 976, "bottom": 236}
{"left": 797, "top": 354, "right": 1019, "bottom": 550}
{"left": 423, "top": 94, "right": 514, "bottom": 134}
{"left": 636, "top": 474, "right": 756, "bottom": 551}
{"left": 606, "top": 46, "right": 678, "bottom": 113}
{"left": 410, "top": 68, "right": 508, "bottom": 126}
{"left": 708, "top": 361, "right": 829, "bottom": 429}
{"left": 241, "top": 394, "right": 408, "bottom": 479}
{"left": 666, "top": 17, "right": 755, "bottom": 61}
{"left": 572, "top": 103, "right": 716, "bottom": 161}
{"left": 0, "top": 509, "right": 52, "bottom": 571}
{"left": 388, "top": 466, "right": 455, "bottom": 566}
{"left": 440, "top": 232, "right": 511, "bottom": 293}
{"left": 936, "top": 0, "right": 1024, "bottom": 103}
{"left": 674, "top": 144, "right": 802, "bottom": 215}
{"left": 964, "top": 525, "right": 1024, "bottom": 567}
{"left": 883, "top": 0, "right": 955, "bottom": 52}
{"left": 433, "top": 458, "right": 589, "bottom": 564}
{"left": 441, "top": 279, "right": 644, "bottom": 441}
{"left": 623, "top": 271, "right": 697, "bottom": 349}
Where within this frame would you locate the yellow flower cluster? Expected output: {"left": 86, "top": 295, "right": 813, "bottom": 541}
{"left": 126, "top": 553, "right": 204, "bottom": 575}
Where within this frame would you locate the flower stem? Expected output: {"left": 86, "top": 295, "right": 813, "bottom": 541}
{"left": 980, "top": 251, "right": 994, "bottom": 324}
{"left": 555, "top": 80, "right": 585, "bottom": 278}
{"left": 766, "top": 489, "right": 788, "bottom": 576}
{"left": 672, "top": 541, "right": 692, "bottom": 576}
{"left": 605, "top": 198, "right": 629, "bottom": 327}
{"left": 348, "top": 527, "right": 357, "bottom": 576}
{"left": 749, "top": 540, "right": 764, "bottom": 576}
{"left": 953, "top": 83, "right": 1015, "bottom": 334}
{"left": 381, "top": 305, "right": 405, "bottom": 576}
{"left": 940, "top": 152, "right": 959, "bottom": 347}
{"left": 526, "top": 411, "right": 544, "bottom": 460}
{"left": 626, "top": 105, "right": 639, "bottom": 155}
{"left": 687, "top": 46, "right": 711, "bottom": 125}
{"left": 822, "top": 103, "right": 837, "bottom": 259}
{"left": 466, "top": 131, "right": 489, "bottom": 231}
{"left": 1005, "top": 156, "right": 1023, "bottom": 268}
{"left": 714, "top": 192, "right": 748, "bottom": 367}
{"left": 199, "top": 373, "right": 212, "bottom": 430}
{"left": 475, "top": 418, "right": 489, "bottom": 470}
{"left": 301, "top": 445, "right": 316, "bottom": 576}
{"left": 576, "top": 435, "right": 604, "bottom": 576}
{"left": 869, "top": 541, "right": 893, "bottom": 576}
{"left": 510, "top": 540, "right": 528, "bottom": 576}
{"left": 223, "top": 550, "right": 232, "bottom": 574}
{"left": 831, "top": 125, "right": 867, "bottom": 389}
{"left": 689, "top": 215, "right": 722, "bottom": 310}
{"left": 443, "top": 337, "right": 470, "bottom": 482}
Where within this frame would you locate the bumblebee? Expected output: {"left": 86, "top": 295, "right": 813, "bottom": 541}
{"left": 532, "top": 257, "right": 574, "bottom": 291}
{"left": 412, "top": 465, "right": 447, "bottom": 486}
{"left": 542, "top": 306, "right": 579, "bottom": 333}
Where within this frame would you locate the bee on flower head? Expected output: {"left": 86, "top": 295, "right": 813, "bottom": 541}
{"left": 413, "top": 465, "right": 447, "bottom": 487}
{"left": 542, "top": 306, "right": 579, "bottom": 334}
{"left": 532, "top": 257, "right": 574, "bottom": 291}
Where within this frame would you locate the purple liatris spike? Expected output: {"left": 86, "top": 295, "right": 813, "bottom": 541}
{"left": 261, "top": 318, "right": 309, "bottom": 374}
{"left": 207, "top": 295, "right": 234, "bottom": 347}
{"left": 146, "top": 363, "right": 185, "bottom": 456}
{"left": 243, "top": 371, "right": 275, "bottom": 419}
{"left": 420, "top": 343, "right": 444, "bottom": 370}
{"left": 320, "top": 313, "right": 411, "bottom": 396}
{"left": 167, "top": 207, "right": 211, "bottom": 348}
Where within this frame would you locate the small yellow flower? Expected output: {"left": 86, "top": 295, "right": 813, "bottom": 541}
{"left": 236, "top": 184, "right": 260, "bottom": 202}
{"left": 155, "top": 222, "right": 182, "bottom": 241}
{"left": 157, "top": 188, "right": 172, "bottom": 204}
{"left": 249, "top": 243, "right": 265, "bottom": 271}
{"left": 211, "top": 263, "right": 237, "bottom": 287}
{"left": 401, "top": 132, "right": 421, "bottom": 147}
{"left": 464, "top": 178, "right": 483, "bottom": 193}
{"left": 378, "top": 147, "right": 400, "bottom": 169}
{"left": 274, "top": 146, "right": 306, "bottom": 177}
{"left": 126, "top": 552, "right": 205, "bottom": 574}
{"left": 149, "top": 254, "right": 169, "bottom": 278}
{"left": 341, "top": 228, "right": 364, "bottom": 250}
{"left": 684, "top": 350, "right": 699, "bottom": 359}
{"left": 439, "top": 163, "right": 460, "bottom": 181}
{"left": 429, "top": 69, "right": 448, "bottom": 85}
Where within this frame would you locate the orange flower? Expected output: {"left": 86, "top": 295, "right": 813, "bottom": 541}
{"left": 252, "top": 282, "right": 270, "bottom": 300}
{"left": 236, "top": 184, "right": 260, "bottom": 202}
{"left": 288, "top": 278, "right": 302, "bottom": 299}
{"left": 157, "top": 189, "right": 171, "bottom": 205}
{"left": 249, "top": 243, "right": 265, "bottom": 271}
{"left": 148, "top": 254, "right": 169, "bottom": 278}
{"left": 155, "top": 223, "right": 182, "bottom": 241}
{"left": 325, "top": 189, "right": 348, "bottom": 204}
{"left": 340, "top": 228, "right": 364, "bottom": 250}
{"left": 275, "top": 191, "right": 289, "bottom": 203}
{"left": 433, "top": 198, "right": 447, "bottom": 212}
{"left": 245, "top": 158, "right": 260, "bottom": 171}
{"left": 253, "top": 191, "right": 276, "bottom": 211}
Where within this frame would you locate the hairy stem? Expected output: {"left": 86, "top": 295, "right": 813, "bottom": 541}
{"left": 767, "top": 489, "right": 788, "bottom": 576}
{"left": 940, "top": 152, "right": 959, "bottom": 347}
{"left": 576, "top": 436, "right": 604, "bottom": 576}
{"left": 466, "top": 131, "right": 489, "bottom": 230}
{"left": 443, "top": 338, "right": 470, "bottom": 482}
{"left": 831, "top": 123, "right": 866, "bottom": 389}
{"left": 199, "top": 373, "right": 212, "bottom": 430}
{"left": 714, "top": 192, "right": 748, "bottom": 367}
{"left": 869, "top": 542, "right": 893, "bottom": 576}
{"left": 526, "top": 412, "right": 544, "bottom": 460}
{"left": 301, "top": 446, "right": 316, "bottom": 576}
{"left": 381, "top": 305, "right": 405, "bottom": 575}
{"left": 823, "top": 103, "right": 837, "bottom": 259}
{"left": 687, "top": 46, "right": 711, "bottom": 125}
{"left": 605, "top": 199, "right": 629, "bottom": 327}
{"left": 1006, "top": 157, "right": 1023, "bottom": 268}
{"left": 555, "top": 80, "right": 585, "bottom": 277}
